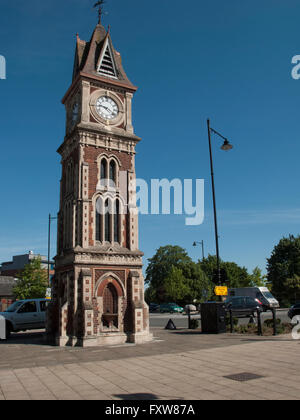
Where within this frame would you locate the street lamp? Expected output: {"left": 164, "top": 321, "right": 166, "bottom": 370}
{"left": 193, "top": 240, "right": 205, "bottom": 261}
{"left": 207, "top": 119, "right": 233, "bottom": 286}
{"left": 48, "top": 214, "right": 57, "bottom": 287}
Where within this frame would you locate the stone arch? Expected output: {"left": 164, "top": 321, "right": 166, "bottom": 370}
{"left": 94, "top": 272, "right": 125, "bottom": 333}
{"left": 94, "top": 272, "right": 125, "bottom": 298}
{"left": 96, "top": 152, "right": 122, "bottom": 170}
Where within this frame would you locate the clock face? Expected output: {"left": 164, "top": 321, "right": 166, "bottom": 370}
{"left": 72, "top": 102, "right": 79, "bottom": 124}
{"left": 96, "top": 96, "right": 119, "bottom": 120}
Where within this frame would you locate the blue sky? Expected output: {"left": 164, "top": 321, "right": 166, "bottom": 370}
{"left": 0, "top": 0, "right": 300, "bottom": 275}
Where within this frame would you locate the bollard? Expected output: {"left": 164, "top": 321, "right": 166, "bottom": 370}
{"left": 230, "top": 309, "right": 233, "bottom": 333}
{"left": 257, "top": 309, "right": 263, "bottom": 336}
{"left": 272, "top": 308, "right": 277, "bottom": 336}
{"left": 0, "top": 315, "right": 6, "bottom": 340}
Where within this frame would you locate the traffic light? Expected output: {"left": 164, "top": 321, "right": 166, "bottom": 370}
{"left": 212, "top": 269, "right": 219, "bottom": 285}
{"left": 212, "top": 268, "right": 227, "bottom": 285}
{"left": 220, "top": 268, "right": 227, "bottom": 284}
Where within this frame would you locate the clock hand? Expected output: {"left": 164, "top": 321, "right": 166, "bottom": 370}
{"left": 101, "top": 105, "right": 112, "bottom": 113}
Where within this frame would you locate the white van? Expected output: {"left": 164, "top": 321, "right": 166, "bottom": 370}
{"left": 228, "top": 287, "right": 279, "bottom": 311}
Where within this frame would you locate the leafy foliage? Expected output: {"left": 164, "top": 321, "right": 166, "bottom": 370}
{"left": 248, "top": 267, "right": 267, "bottom": 287}
{"left": 189, "top": 319, "right": 200, "bottom": 329}
{"left": 164, "top": 266, "right": 190, "bottom": 303}
{"left": 13, "top": 257, "right": 48, "bottom": 300}
{"left": 145, "top": 246, "right": 272, "bottom": 305}
{"left": 145, "top": 245, "right": 191, "bottom": 288}
{"left": 145, "top": 245, "right": 213, "bottom": 305}
{"left": 267, "top": 235, "right": 300, "bottom": 305}
{"left": 199, "top": 255, "right": 252, "bottom": 288}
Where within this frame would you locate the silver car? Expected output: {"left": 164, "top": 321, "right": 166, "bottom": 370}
{"left": 0, "top": 299, "right": 50, "bottom": 339}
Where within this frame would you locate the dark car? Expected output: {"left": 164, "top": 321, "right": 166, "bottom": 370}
{"left": 288, "top": 303, "right": 300, "bottom": 320}
{"left": 225, "top": 296, "right": 263, "bottom": 317}
{"left": 149, "top": 303, "right": 160, "bottom": 313}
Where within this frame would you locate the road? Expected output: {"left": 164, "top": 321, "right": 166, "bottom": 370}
{"left": 149, "top": 309, "right": 290, "bottom": 329}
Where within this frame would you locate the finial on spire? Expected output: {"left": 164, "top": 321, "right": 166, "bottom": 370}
{"left": 93, "top": 0, "right": 106, "bottom": 24}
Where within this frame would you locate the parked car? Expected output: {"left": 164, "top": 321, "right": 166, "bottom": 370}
{"left": 159, "top": 303, "right": 184, "bottom": 314}
{"left": 288, "top": 303, "right": 300, "bottom": 320}
{"left": 149, "top": 303, "right": 160, "bottom": 313}
{"left": 0, "top": 299, "right": 50, "bottom": 339}
{"left": 225, "top": 296, "right": 263, "bottom": 317}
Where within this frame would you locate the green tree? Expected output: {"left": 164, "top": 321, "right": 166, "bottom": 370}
{"left": 267, "top": 235, "right": 300, "bottom": 305}
{"left": 283, "top": 275, "right": 300, "bottom": 304}
{"left": 200, "top": 255, "right": 252, "bottom": 288}
{"left": 145, "top": 245, "right": 211, "bottom": 304}
{"left": 164, "top": 266, "right": 190, "bottom": 303}
{"left": 145, "top": 245, "right": 191, "bottom": 302}
{"left": 182, "top": 261, "right": 214, "bottom": 303}
{"left": 13, "top": 257, "right": 48, "bottom": 300}
{"left": 249, "top": 267, "right": 267, "bottom": 287}
{"left": 144, "top": 285, "right": 156, "bottom": 304}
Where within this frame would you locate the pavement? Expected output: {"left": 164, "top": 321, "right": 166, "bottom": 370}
{"left": 0, "top": 327, "right": 299, "bottom": 400}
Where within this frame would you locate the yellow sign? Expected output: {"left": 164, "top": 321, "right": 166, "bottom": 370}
{"left": 214, "top": 286, "right": 228, "bottom": 296}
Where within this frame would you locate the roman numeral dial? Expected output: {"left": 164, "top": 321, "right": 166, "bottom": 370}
{"left": 96, "top": 96, "right": 119, "bottom": 120}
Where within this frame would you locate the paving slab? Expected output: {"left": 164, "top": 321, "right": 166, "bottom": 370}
{"left": 0, "top": 328, "right": 299, "bottom": 400}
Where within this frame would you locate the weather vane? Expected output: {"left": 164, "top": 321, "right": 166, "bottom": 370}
{"left": 94, "top": 0, "right": 106, "bottom": 24}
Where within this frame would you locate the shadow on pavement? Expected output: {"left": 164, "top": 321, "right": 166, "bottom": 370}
{"left": 168, "top": 330, "right": 203, "bottom": 335}
{"left": 167, "top": 328, "right": 218, "bottom": 335}
{"left": 113, "top": 393, "right": 159, "bottom": 400}
{"left": 0, "top": 331, "right": 50, "bottom": 346}
{"left": 240, "top": 337, "right": 294, "bottom": 342}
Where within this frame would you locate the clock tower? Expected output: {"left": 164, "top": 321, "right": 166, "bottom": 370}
{"left": 47, "top": 18, "right": 152, "bottom": 347}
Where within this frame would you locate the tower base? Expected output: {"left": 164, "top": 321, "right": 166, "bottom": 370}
{"left": 49, "top": 331, "right": 153, "bottom": 348}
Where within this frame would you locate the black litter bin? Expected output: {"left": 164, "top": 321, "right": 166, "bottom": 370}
{"left": 201, "top": 302, "right": 226, "bottom": 334}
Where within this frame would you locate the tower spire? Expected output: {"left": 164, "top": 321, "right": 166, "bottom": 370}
{"left": 93, "top": 0, "right": 106, "bottom": 24}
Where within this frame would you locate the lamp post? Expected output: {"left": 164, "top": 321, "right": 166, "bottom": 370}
{"left": 48, "top": 214, "right": 57, "bottom": 287}
{"left": 207, "top": 119, "right": 233, "bottom": 286}
{"left": 193, "top": 240, "right": 205, "bottom": 261}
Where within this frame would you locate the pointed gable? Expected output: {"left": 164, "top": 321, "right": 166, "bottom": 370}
{"left": 71, "top": 23, "right": 135, "bottom": 89}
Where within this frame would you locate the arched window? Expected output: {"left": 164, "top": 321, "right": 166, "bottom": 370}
{"left": 96, "top": 197, "right": 103, "bottom": 242}
{"left": 103, "top": 283, "right": 118, "bottom": 314}
{"left": 114, "top": 199, "right": 120, "bottom": 243}
{"left": 100, "top": 158, "right": 107, "bottom": 181}
{"left": 96, "top": 195, "right": 122, "bottom": 245}
{"left": 104, "top": 199, "right": 111, "bottom": 242}
{"left": 109, "top": 160, "right": 116, "bottom": 186}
